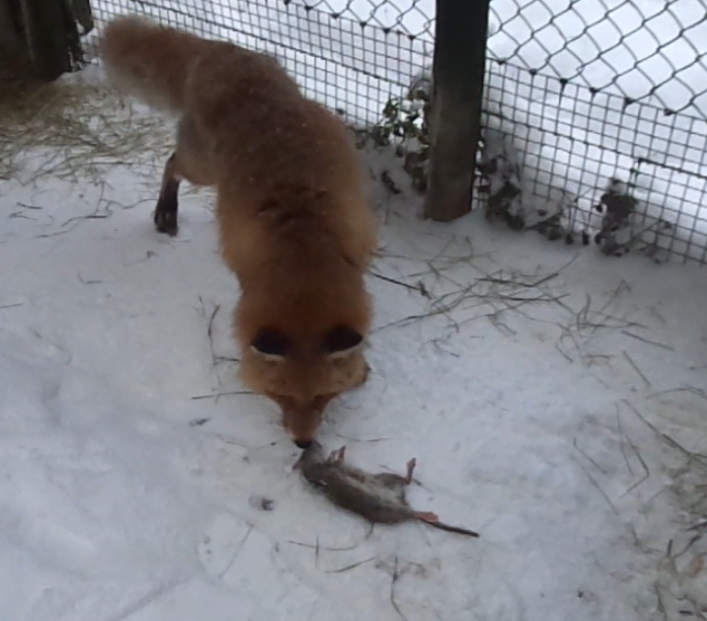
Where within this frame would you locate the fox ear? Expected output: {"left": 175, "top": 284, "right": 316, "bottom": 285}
{"left": 323, "top": 325, "right": 364, "bottom": 360}
{"left": 250, "top": 328, "right": 289, "bottom": 361}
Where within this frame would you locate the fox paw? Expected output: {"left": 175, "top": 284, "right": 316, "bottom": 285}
{"left": 154, "top": 208, "right": 178, "bottom": 236}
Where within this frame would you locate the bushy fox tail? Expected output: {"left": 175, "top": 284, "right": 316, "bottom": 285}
{"left": 99, "top": 15, "right": 206, "bottom": 113}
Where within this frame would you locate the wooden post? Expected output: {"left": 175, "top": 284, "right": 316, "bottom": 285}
{"left": 71, "top": 0, "right": 94, "bottom": 36}
{"left": 0, "top": 0, "right": 31, "bottom": 82}
{"left": 423, "top": 0, "right": 490, "bottom": 222}
{"left": 0, "top": 0, "right": 22, "bottom": 50}
{"left": 18, "top": 0, "right": 84, "bottom": 81}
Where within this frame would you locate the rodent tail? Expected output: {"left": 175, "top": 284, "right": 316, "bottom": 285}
{"left": 415, "top": 512, "right": 480, "bottom": 538}
{"left": 98, "top": 15, "right": 206, "bottom": 113}
{"left": 425, "top": 520, "right": 480, "bottom": 538}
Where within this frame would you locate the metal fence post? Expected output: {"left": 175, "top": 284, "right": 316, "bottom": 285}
{"left": 423, "top": 0, "right": 490, "bottom": 222}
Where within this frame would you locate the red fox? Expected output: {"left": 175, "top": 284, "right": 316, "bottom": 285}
{"left": 99, "top": 15, "right": 377, "bottom": 448}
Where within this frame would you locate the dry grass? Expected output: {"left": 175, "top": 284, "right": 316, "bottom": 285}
{"left": 0, "top": 72, "right": 174, "bottom": 185}
{"left": 371, "top": 244, "right": 572, "bottom": 336}
{"left": 624, "top": 398, "right": 707, "bottom": 618}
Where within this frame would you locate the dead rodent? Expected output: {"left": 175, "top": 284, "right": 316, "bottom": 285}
{"left": 296, "top": 441, "right": 480, "bottom": 538}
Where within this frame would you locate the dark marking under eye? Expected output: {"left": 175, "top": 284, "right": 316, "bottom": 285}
{"left": 251, "top": 327, "right": 290, "bottom": 357}
{"left": 323, "top": 325, "right": 363, "bottom": 354}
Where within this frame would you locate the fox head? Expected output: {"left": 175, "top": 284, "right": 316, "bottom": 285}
{"left": 229, "top": 186, "right": 374, "bottom": 447}
{"left": 238, "top": 323, "right": 370, "bottom": 447}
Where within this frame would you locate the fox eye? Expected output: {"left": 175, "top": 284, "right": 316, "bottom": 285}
{"left": 323, "top": 325, "right": 363, "bottom": 357}
{"left": 251, "top": 328, "right": 289, "bottom": 358}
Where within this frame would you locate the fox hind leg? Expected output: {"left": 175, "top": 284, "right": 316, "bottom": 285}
{"left": 154, "top": 116, "right": 217, "bottom": 236}
{"left": 154, "top": 152, "right": 182, "bottom": 236}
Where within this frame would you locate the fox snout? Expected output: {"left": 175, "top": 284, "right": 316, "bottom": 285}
{"left": 275, "top": 393, "right": 335, "bottom": 448}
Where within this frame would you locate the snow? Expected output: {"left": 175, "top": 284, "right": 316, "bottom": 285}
{"left": 1, "top": 60, "right": 707, "bottom": 620}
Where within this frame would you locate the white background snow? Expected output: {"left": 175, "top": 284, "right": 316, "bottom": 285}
{"left": 2, "top": 0, "right": 707, "bottom": 619}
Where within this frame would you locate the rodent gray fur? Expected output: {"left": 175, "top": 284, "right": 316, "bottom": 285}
{"left": 297, "top": 441, "right": 480, "bottom": 538}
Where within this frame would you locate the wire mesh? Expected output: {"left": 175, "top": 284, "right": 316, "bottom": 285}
{"left": 85, "top": 0, "right": 707, "bottom": 264}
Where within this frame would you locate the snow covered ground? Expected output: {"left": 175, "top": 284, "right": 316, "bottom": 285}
{"left": 1, "top": 64, "right": 707, "bottom": 620}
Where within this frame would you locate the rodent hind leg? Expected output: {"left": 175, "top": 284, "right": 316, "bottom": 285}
{"left": 374, "top": 457, "right": 418, "bottom": 487}
{"left": 327, "top": 446, "right": 346, "bottom": 463}
{"left": 404, "top": 458, "right": 417, "bottom": 485}
{"left": 154, "top": 152, "right": 181, "bottom": 236}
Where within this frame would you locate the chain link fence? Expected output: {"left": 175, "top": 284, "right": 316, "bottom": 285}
{"left": 85, "top": 0, "right": 707, "bottom": 264}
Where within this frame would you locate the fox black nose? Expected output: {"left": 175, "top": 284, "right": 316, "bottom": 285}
{"left": 295, "top": 439, "right": 312, "bottom": 449}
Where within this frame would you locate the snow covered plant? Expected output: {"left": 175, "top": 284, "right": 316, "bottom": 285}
{"left": 475, "top": 125, "right": 527, "bottom": 232}
{"left": 377, "top": 66, "right": 530, "bottom": 229}
{"left": 593, "top": 177, "right": 638, "bottom": 256}
{"left": 592, "top": 177, "right": 674, "bottom": 259}
{"left": 370, "top": 82, "right": 431, "bottom": 195}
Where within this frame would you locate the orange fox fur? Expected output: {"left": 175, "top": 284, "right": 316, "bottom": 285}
{"left": 99, "top": 15, "right": 377, "bottom": 447}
